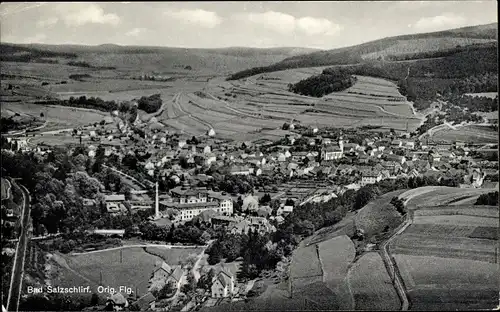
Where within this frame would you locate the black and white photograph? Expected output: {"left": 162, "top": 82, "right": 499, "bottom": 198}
{"left": 0, "top": 1, "right": 498, "bottom": 311}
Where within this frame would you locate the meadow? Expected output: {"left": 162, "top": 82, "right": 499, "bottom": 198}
{"left": 348, "top": 252, "right": 400, "bottom": 310}
{"left": 63, "top": 247, "right": 162, "bottom": 297}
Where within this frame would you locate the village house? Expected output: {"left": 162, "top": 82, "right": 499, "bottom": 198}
{"left": 152, "top": 262, "right": 184, "bottom": 290}
{"left": 211, "top": 266, "right": 236, "bottom": 298}
{"left": 230, "top": 165, "right": 251, "bottom": 176}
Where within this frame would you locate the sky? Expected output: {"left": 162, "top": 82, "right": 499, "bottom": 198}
{"left": 0, "top": 1, "right": 497, "bottom": 49}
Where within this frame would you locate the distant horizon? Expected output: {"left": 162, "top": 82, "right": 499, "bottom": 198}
{"left": 0, "top": 2, "right": 497, "bottom": 49}
{"left": 2, "top": 21, "right": 496, "bottom": 52}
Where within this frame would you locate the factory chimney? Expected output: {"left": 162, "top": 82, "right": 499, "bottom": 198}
{"left": 155, "top": 181, "right": 160, "bottom": 219}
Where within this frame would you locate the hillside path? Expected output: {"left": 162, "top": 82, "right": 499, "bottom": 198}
{"left": 379, "top": 207, "right": 412, "bottom": 310}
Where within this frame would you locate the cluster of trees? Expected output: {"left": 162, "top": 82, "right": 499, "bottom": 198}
{"left": 64, "top": 95, "right": 119, "bottom": 112}
{"left": 475, "top": 191, "right": 498, "bottom": 206}
{"left": 1, "top": 146, "right": 146, "bottom": 242}
{"left": 288, "top": 69, "right": 356, "bottom": 97}
{"left": 0, "top": 116, "right": 43, "bottom": 133}
{"left": 444, "top": 105, "right": 483, "bottom": 124}
{"left": 69, "top": 74, "right": 92, "bottom": 81}
{"left": 137, "top": 94, "right": 162, "bottom": 113}
{"left": 206, "top": 230, "right": 284, "bottom": 280}
{"left": 454, "top": 95, "right": 498, "bottom": 112}
{"left": 138, "top": 221, "right": 210, "bottom": 245}
{"left": 416, "top": 114, "right": 445, "bottom": 135}
{"left": 390, "top": 196, "right": 407, "bottom": 215}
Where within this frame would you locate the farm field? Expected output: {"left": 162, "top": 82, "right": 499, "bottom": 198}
{"left": 348, "top": 252, "right": 400, "bottom": 310}
{"left": 197, "top": 69, "right": 423, "bottom": 140}
{"left": 1, "top": 102, "right": 109, "bottom": 131}
{"left": 393, "top": 254, "right": 498, "bottom": 310}
{"left": 432, "top": 124, "right": 499, "bottom": 143}
{"left": 413, "top": 205, "right": 498, "bottom": 218}
{"left": 63, "top": 247, "right": 162, "bottom": 297}
{"left": 413, "top": 214, "right": 497, "bottom": 227}
{"left": 144, "top": 247, "right": 203, "bottom": 265}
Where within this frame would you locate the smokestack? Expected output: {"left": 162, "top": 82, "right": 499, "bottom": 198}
{"left": 155, "top": 181, "right": 159, "bottom": 219}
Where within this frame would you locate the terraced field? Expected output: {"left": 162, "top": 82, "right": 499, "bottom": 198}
{"left": 390, "top": 186, "right": 499, "bottom": 310}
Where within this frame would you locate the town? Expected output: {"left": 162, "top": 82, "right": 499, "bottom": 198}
{"left": 1, "top": 2, "right": 498, "bottom": 312}
{"left": 2, "top": 105, "right": 498, "bottom": 310}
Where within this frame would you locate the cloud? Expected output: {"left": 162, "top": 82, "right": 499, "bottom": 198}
{"left": 164, "top": 9, "right": 221, "bottom": 28}
{"left": 244, "top": 11, "right": 296, "bottom": 34}
{"left": 410, "top": 13, "right": 467, "bottom": 31}
{"left": 296, "top": 17, "right": 343, "bottom": 36}
{"left": 239, "top": 11, "right": 342, "bottom": 36}
{"left": 53, "top": 3, "right": 120, "bottom": 27}
{"left": 126, "top": 28, "right": 147, "bottom": 37}
{"left": 36, "top": 17, "right": 58, "bottom": 28}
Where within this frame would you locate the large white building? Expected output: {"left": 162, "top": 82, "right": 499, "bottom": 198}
{"left": 360, "top": 171, "right": 383, "bottom": 187}
{"left": 160, "top": 187, "right": 233, "bottom": 222}
{"left": 321, "top": 145, "right": 343, "bottom": 161}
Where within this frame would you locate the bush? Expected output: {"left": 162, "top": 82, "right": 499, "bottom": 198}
{"left": 137, "top": 94, "right": 162, "bottom": 113}
{"left": 475, "top": 191, "right": 498, "bottom": 206}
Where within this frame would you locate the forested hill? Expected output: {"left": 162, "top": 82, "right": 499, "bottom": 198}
{"left": 228, "top": 23, "right": 498, "bottom": 80}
